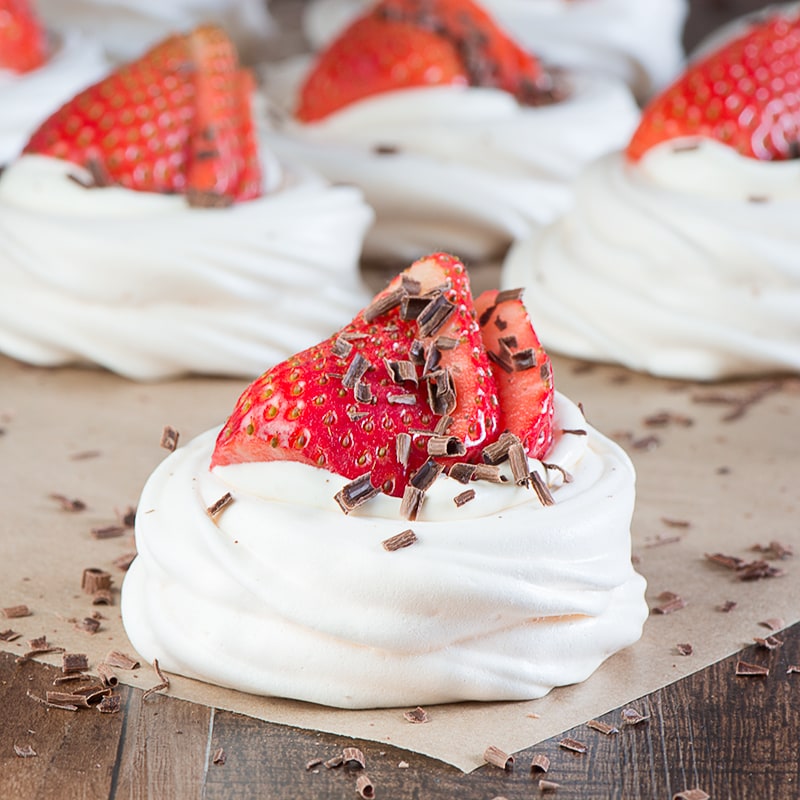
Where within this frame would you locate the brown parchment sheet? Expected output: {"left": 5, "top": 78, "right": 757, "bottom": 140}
{"left": 1, "top": 351, "right": 798, "bottom": 772}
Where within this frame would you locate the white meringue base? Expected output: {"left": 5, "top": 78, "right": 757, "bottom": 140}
{"left": 121, "top": 392, "right": 647, "bottom": 709}
{"left": 0, "top": 155, "right": 374, "bottom": 380}
{"left": 502, "top": 143, "right": 800, "bottom": 380}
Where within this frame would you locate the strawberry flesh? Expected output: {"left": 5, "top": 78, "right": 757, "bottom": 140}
{"left": 211, "top": 253, "right": 505, "bottom": 497}
{"left": 23, "top": 26, "right": 262, "bottom": 203}
{"left": 628, "top": 11, "right": 800, "bottom": 161}
{"left": 297, "top": 0, "right": 549, "bottom": 123}
{"left": 0, "top": 0, "right": 47, "bottom": 74}
{"left": 474, "top": 289, "right": 555, "bottom": 460}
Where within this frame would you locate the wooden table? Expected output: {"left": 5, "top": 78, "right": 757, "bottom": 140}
{"left": 3, "top": 1, "right": 791, "bottom": 797}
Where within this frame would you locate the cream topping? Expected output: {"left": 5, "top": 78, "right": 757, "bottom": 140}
{"left": 0, "top": 154, "right": 374, "bottom": 380}
{"left": 263, "top": 60, "right": 639, "bottom": 261}
{"left": 0, "top": 29, "right": 107, "bottom": 165}
{"left": 121, "top": 392, "right": 647, "bottom": 708}
{"left": 502, "top": 141, "right": 800, "bottom": 379}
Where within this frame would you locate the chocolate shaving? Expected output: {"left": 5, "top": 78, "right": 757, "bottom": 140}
{"left": 212, "top": 748, "right": 226, "bottom": 765}
{"left": 417, "top": 293, "right": 456, "bottom": 338}
{"left": 759, "top": 617, "right": 785, "bottom": 632}
{"left": 434, "top": 336, "right": 458, "bottom": 350}
{"left": 49, "top": 493, "right": 87, "bottom": 512}
{"left": 645, "top": 535, "right": 682, "bottom": 548}
{"left": 364, "top": 287, "right": 406, "bottom": 321}
{"left": 704, "top": 552, "right": 746, "bottom": 570}
{"left": 401, "top": 275, "right": 422, "bottom": 295}
{"left": 487, "top": 349, "right": 513, "bottom": 374}
{"left": 409, "top": 339, "right": 426, "bottom": 364}
{"left": 558, "top": 737, "right": 587, "bottom": 754}
{"left": 343, "top": 747, "right": 366, "bottom": 769}
{"left": 754, "top": 635, "right": 783, "bottom": 650}
{"left": 395, "top": 432, "right": 412, "bottom": 468}
{"left": 561, "top": 428, "right": 588, "bottom": 437}
{"left": 643, "top": 411, "right": 694, "bottom": 428}
{"left": 511, "top": 349, "right": 537, "bottom": 371}
{"left": 18, "top": 635, "right": 65, "bottom": 661}
{"left": 331, "top": 336, "right": 354, "bottom": 358}
{"left": 384, "top": 358, "right": 418, "bottom": 386}
{"left": 493, "top": 315, "right": 508, "bottom": 332}
{"left": 653, "top": 592, "right": 687, "bottom": 615}
{"left": 787, "top": 665, "right": 800, "bottom": 674}
{"left": 662, "top": 517, "right": 690, "bottom": 529}
{"left": 494, "top": 288, "right": 525, "bottom": 304}
{"left": 403, "top": 706, "right": 429, "bottom": 724}
{"left": 672, "top": 790, "right": 710, "bottom": 800}
{"left": 483, "top": 745, "right": 514, "bottom": 770}
{"left": 387, "top": 393, "right": 417, "bottom": 405}
{"left": 482, "top": 431, "right": 520, "bottom": 465}
{"left": 737, "top": 560, "right": 785, "bottom": 581}
{"left": 207, "top": 492, "right": 234, "bottom": 519}
{"left": 0, "top": 629, "right": 21, "bottom": 642}
{"left": 400, "top": 486, "right": 425, "bottom": 521}
{"left": 324, "top": 755, "right": 344, "bottom": 769}
{"left": 426, "top": 369, "right": 457, "bottom": 416}
{"left": 26, "top": 689, "right": 78, "bottom": 711}
{"left": 621, "top": 707, "right": 650, "bottom": 725}
{"left": 508, "top": 442, "right": 529, "bottom": 486}
{"left": 335, "top": 473, "right": 380, "bottom": 514}
{"left": 751, "top": 540, "right": 794, "bottom": 559}
{"left": 427, "top": 435, "right": 466, "bottom": 458}
{"left": 63, "top": 653, "right": 89, "bottom": 674}
{"left": 586, "top": 719, "right": 619, "bottom": 736}
{"left": 306, "top": 758, "right": 324, "bottom": 770}
{"left": 478, "top": 304, "right": 496, "bottom": 327}
{"left": 735, "top": 660, "right": 769, "bottom": 677}
{"left": 354, "top": 381, "right": 374, "bottom": 404}
{"left": 81, "top": 567, "right": 112, "bottom": 595}
{"left": 2, "top": 604, "right": 31, "bottom": 619}
{"left": 92, "top": 589, "right": 113, "bottom": 606}
{"left": 454, "top": 489, "right": 475, "bottom": 508}
{"left": 347, "top": 407, "right": 369, "bottom": 421}
{"left": 539, "top": 779, "right": 561, "bottom": 792}
{"left": 113, "top": 552, "right": 137, "bottom": 571}
{"left": 75, "top": 617, "right": 101, "bottom": 634}
{"left": 382, "top": 529, "right": 418, "bottom": 552}
{"left": 530, "top": 753, "right": 550, "bottom": 773}
{"left": 90, "top": 525, "right": 127, "bottom": 540}
{"left": 104, "top": 650, "right": 140, "bottom": 670}
{"left": 676, "top": 643, "right": 694, "bottom": 656}
{"left": 473, "top": 464, "right": 507, "bottom": 483}
{"left": 410, "top": 458, "right": 443, "bottom": 492}
{"left": 342, "top": 353, "right": 371, "bottom": 389}
{"left": 718, "top": 600, "right": 737, "bottom": 613}
{"left": 142, "top": 658, "right": 169, "bottom": 700}
{"left": 97, "top": 695, "right": 122, "bottom": 714}
{"left": 373, "top": 143, "right": 399, "bottom": 156}
{"left": 355, "top": 774, "right": 375, "bottom": 799}
{"left": 400, "top": 294, "right": 430, "bottom": 321}
{"left": 160, "top": 425, "right": 180, "bottom": 452}
{"left": 14, "top": 744, "right": 37, "bottom": 758}
{"left": 530, "top": 472, "right": 555, "bottom": 506}
{"left": 96, "top": 663, "right": 119, "bottom": 687}
{"left": 53, "top": 674, "right": 91, "bottom": 685}
{"left": 448, "top": 463, "right": 476, "bottom": 484}
{"left": 422, "top": 343, "right": 442, "bottom": 377}
{"left": 70, "top": 449, "right": 101, "bottom": 461}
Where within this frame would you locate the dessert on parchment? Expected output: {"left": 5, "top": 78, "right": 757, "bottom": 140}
{"left": 0, "top": 0, "right": 106, "bottom": 165}
{"left": 262, "top": 0, "right": 639, "bottom": 263}
{"left": 35, "top": 0, "right": 275, "bottom": 63}
{"left": 0, "top": 26, "right": 372, "bottom": 381}
{"left": 503, "top": 8, "right": 800, "bottom": 380}
{"left": 122, "top": 252, "right": 647, "bottom": 709}
{"left": 303, "top": 0, "right": 689, "bottom": 102}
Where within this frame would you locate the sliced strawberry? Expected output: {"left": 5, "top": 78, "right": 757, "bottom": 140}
{"left": 296, "top": 0, "right": 548, "bottom": 123}
{"left": 211, "top": 252, "right": 503, "bottom": 498}
{"left": 23, "top": 25, "right": 262, "bottom": 203}
{"left": 0, "top": 0, "right": 47, "bottom": 74}
{"left": 475, "top": 289, "right": 554, "bottom": 460}
{"left": 627, "top": 11, "right": 800, "bottom": 161}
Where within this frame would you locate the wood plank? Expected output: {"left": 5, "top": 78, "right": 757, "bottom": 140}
{"left": 0, "top": 650, "right": 123, "bottom": 800}
{"left": 109, "top": 685, "right": 211, "bottom": 800}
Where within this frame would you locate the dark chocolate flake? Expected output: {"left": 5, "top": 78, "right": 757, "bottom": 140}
{"left": 409, "top": 339, "right": 426, "bottom": 364}
{"left": 735, "top": 660, "right": 769, "bottom": 677}
{"left": 335, "top": 473, "right": 380, "bottom": 514}
{"left": 495, "top": 287, "right": 525, "bottom": 304}
{"left": 373, "top": 143, "right": 399, "bottom": 156}
{"left": 403, "top": 706, "right": 429, "bottom": 724}
{"left": 342, "top": 353, "right": 371, "bottom": 389}
{"left": 395, "top": 432, "right": 412, "bottom": 468}
{"left": 483, "top": 745, "right": 514, "bottom": 770}
{"left": 454, "top": 489, "right": 476, "bottom": 508}
{"left": 91, "top": 525, "right": 127, "bottom": 540}
{"left": 417, "top": 293, "right": 456, "bottom": 338}
{"left": 207, "top": 492, "right": 234, "bottom": 519}
{"left": 63, "top": 653, "right": 89, "bottom": 674}
{"left": 530, "top": 472, "right": 555, "bottom": 506}
{"left": 621, "top": 707, "right": 650, "bottom": 725}
{"left": 410, "top": 459, "right": 443, "bottom": 492}
{"left": 331, "top": 336, "right": 354, "bottom": 358}
{"left": 356, "top": 774, "right": 375, "bottom": 799}
{"left": 543, "top": 463, "right": 573, "bottom": 483}
{"left": 558, "top": 737, "right": 587, "bottom": 754}
{"left": 97, "top": 694, "right": 122, "bottom": 714}
{"left": 104, "top": 650, "right": 140, "bottom": 670}
{"left": 754, "top": 635, "right": 783, "bottom": 650}
{"left": 2, "top": 604, "right": 31, "bottom": 619}
{"left": 364, "top": 287, "right": 406, "bottom": 322}
{"left": 473, "top": 464, "right": 507, "bottom": 483}
{"left": 482, "top": 431, "right": 519, "bottom": 465}
{"left": 354, "top": 381, "right": 374, "bottom": 404}
{"left": 512, "top": 348, "right": 537, "bottom": 371}
{"left": 530, "top": 753, "right": 550, "bottom": 773}
{"left": 508, "top": 442, "right": 530, "bottom": 486}
{"left": 142, "top": 658, "right": 170, "bottom": 700}
{"left": 400, "top": 486, "right": 425, "bottom": 521}
{"left": 384, "top": 358, "right": 418, "bottom": 386}
{"left": 448, "top": 463, "right": 476, "bottom": 484}
{"left": 212, "top": 747, "right": 227, "bottom": 765}
{"left": 487, "top": 350, "right": 513, "bottom": 374}
{"left": 400, "top": 294, "right": 431, "bottom": 321}
{"left": 343, "top": 747, "right": 366, "bottom": 769}
{"left": 427, "top": 435, "right": 466, "bottom": 458}
{"left": 49, "top": 493, "right": 87, "bottom": 512}
{"left": 75, "top": 617, "right": 101, "bottom": 634}
{"left": 587, "top": 719, "right": 619, "bottom": 736}
{"left": 160, "top": 425, "right": 180, "bottom": 452}
{"left": 382, "top": 529, "right": 418, "bottom": 552}
{"left": 427, "top": 369, "right": 457, "bottom": 416}
{"left": 0, "top": 629, "right": 21, "bottom": 642}
{"left": 676, "top": 643, "right": 694, "bottom": 656}
{"left": 434, "top": 336, "right": 458, "bottom": 350}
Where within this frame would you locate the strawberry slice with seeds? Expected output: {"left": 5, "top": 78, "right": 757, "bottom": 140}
{"left": 475, "top": 289, "right": 554, "bottom": 460}
{"left": 211, "top": 252, "right": 504, "bottom": 498}
{"left": 297, "top": 0, "right": 548, "bottom": 123}
{"left": 0, "top": 0, "right": 47, "bottom": 74}
{"left": 23, "top": 25, "right": 262, "bottom": 203}
{"left": 627, "top": 11, "right": 800, "bottom": 161}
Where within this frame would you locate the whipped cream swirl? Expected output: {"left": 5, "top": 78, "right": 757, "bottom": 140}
{"left": 0, "top": 154, "right": 373, "bottom": 380}
{"left": 0, "top": 29, "right": 107, "bottom": 165}
{"left": 503, "top": 142, "right": 800, "bottom": 379}
{"left": 35, "top": 0, "right": 275, "bottom": 63}
{"left": 302, "top": 0, "right": 688, "bottom": 101}
{"left": 121, "top": 392, "right": 647, "bottom": 709}
{"left": 263, "top": 60, "right": 639, "bottom": 262}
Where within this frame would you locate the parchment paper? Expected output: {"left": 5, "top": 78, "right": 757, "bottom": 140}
{"left": 1, "top": 353, "right": 798, "bottom": 772}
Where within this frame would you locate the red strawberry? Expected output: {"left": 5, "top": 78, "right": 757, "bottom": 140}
{"left": 474, "top": 289, "right": 555, "bottom": 460}
{"left": 23, "top": 26, "right": 262, "bottom": 204}
{"left": 627, "top": 11, "right": 800, "bottom": 161}
{"left": 211, "top": 253, "right": 505, "bottom": 497}
{"left": 0, "top": 0, "right": 47, "bottom": 74}
{"left": 296, "top": 0, "right": 547, "bottom": 123}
